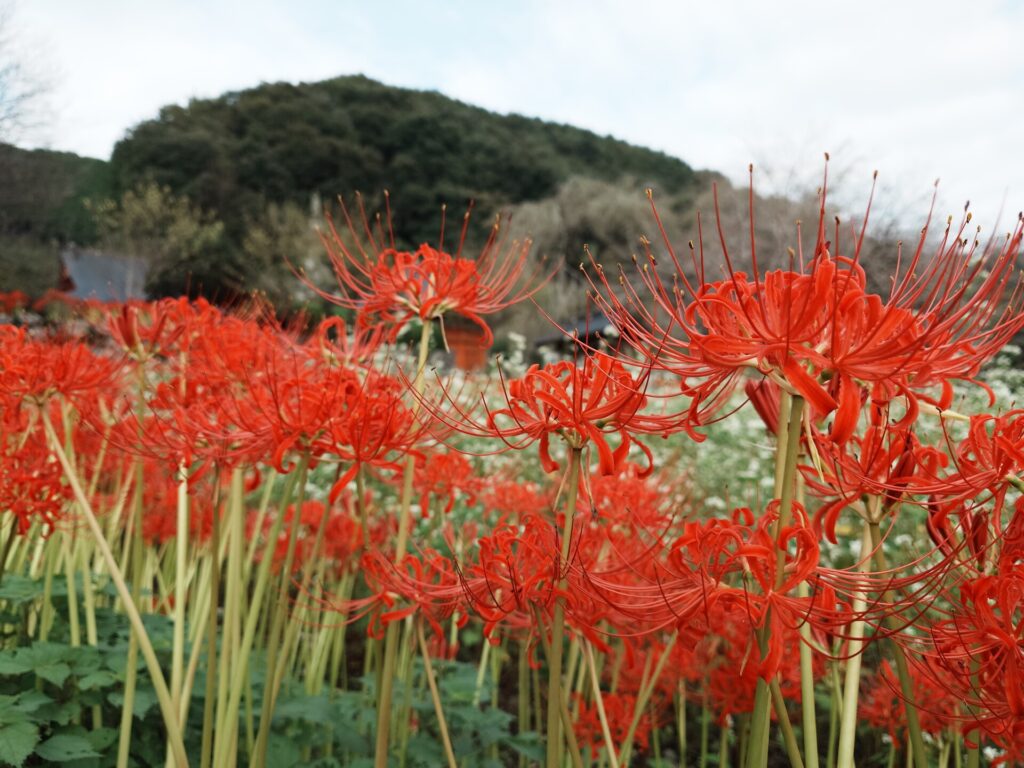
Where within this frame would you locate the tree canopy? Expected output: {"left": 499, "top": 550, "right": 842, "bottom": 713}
{"left": 109, "top": 75, "right": 698, "bottom": 251}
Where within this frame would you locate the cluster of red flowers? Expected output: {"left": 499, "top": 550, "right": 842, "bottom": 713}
{"left": 5, "top": 167, "right": 1024, "bottom": 763}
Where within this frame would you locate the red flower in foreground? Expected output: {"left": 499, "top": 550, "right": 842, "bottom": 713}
{"left": 587, "top": 166, "right": 1024, "bottom": 435}
{"left": 430, "top": 350, "right": 676, "bottom": 477}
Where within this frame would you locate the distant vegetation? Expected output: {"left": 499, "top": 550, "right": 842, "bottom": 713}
{"left": 0, "top": 75, "right": 704, "bottom": 306}
{"left": 1, "top": 74, "right": 905, "bottom": 336}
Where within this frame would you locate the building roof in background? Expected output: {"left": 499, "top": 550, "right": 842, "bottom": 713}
{"left": 59, "top": 248, "right": 147, "bottom": 302}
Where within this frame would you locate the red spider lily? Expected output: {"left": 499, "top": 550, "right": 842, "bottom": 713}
{"left": 479, "top": 474, "right": 554, "bottom": 519}
{"left": 0, "top": 326, "right": 123, "bottom": 406}
{"left": 577, "top": 504, "right": 844, "bottom": 679}
{"left": 410, "top": 450, "right": 479, "bottom": 518}
{"left": 107, "top": 299, "right": 188, "bottom": 358}
{"left": 314, "top": 194, "right": 549, "bottom": 345}
{"left": 0, "top": 405, "right": 71, "bottom": 534}
{"left": 573, "top": 691, "right": 654, "bottom": 755}
{"left": 308, "top": 315, "right": 384, "bottom": 368}
{"left": 352, "top": 547, "right": 468, "bottom": 640}
{"left": 140, "top": 461, "right": 218, "bottom": 545}
{"left": 803, "top": 405, "right": 947, "bottom": 544}
{"left": 859, "top": 659, "right": 958, "bottom": 747}
{"left": 325, "top": 369, "right": 433, "bottom": 502}
{"left": 915, "top": 410, "right": 1024, "bottom": 517}
{"left": 579, "top": 461, "right": 687, "bottom": 531}
{"left": 586, "top": 167, "right": 1024, "bottom": 436}
{"left": 926, "top": 567, "right": 1024, "bottom": 754}
{"left": 430, "top": 350, "right": 670, "bottom": 478}
{"left": 0, "top": 291, "right": 28, "bottom": 315}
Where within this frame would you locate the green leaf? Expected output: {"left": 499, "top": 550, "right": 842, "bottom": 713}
{"left": 32, "top": 698, "right": 79, "bottom": 727}
{"left": 0, "top": 657, "right": 31, "bottom": 677}
{"left": 32, "top": 661, "right": 71, "bottom": 687}
{"left": 77, "top": 671, "right": 118, "bottom": 691}
{"left": 12, "top": 691, "right": 51, "bottom": 717}
{"left": 34, "top": 733, "right": 100, "bottom": 762}
{"left": 84, "top": 727, "right": 117, "bottom": 752}
{"left": 0, "top": 720, "right": 38, "bottom": 768}
{"left": 0, "top": 576, "right": 44, "bottom": 606}
{"left": 107, "top": 685, "right": 157, "bottom": 720}
{"left": 275, "top": 694, "right": 333, "bottom": 725}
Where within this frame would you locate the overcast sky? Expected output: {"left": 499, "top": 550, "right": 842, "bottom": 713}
{"left": 14, "top": 0, "right": 1024, "bottom": 229}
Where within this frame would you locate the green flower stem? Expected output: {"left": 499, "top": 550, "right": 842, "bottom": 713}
{"left": 200, "top": 476, "right": 222, "bottom": 768}
{"left": 376, "top": 319, "right": 433, "bottom": 768}
{"left": 42, "top": 410, "right": 190, "bottom": 768}
{"left": 867, "top": 520, "right": 928, "bottom": 768}
{"left": 584, "top": 640, "right": 620, "bottom": 768}
{"left": 747, "top": 393, "right": 806, "bottom": 768}
{"left": 417, "top": 618, "right": 458, "bottom": 768}
{"left": 836, "top": 522, "right": 874, "bottom": 768}
{"left": 769, "top": 678, "right": 805, "bottom": 768}
{"left": 116, "top": 455, "right": 145, "bottom": 768}
{"left": 78, "top": 540, "right": 102, "bottom": 729}
{"left": 255, "top": 497, "right": 332, "bottom": 768}
{"left": 517, "top": 641, "right": 530, "bottom": 768}
{"left": 252, "top": 459, "right": 315, "bottom": 768}
{"left": 699, "top": 696, "right": 710, "bottom": 768}
{"left": 619, "top": 631, "right": 678, "bottom": 765}
{"left": 798, "top": 580, "right": 819, "bottom": 768}
{"left": 212, "top": 458, "right": 307, "bottom": 768}
{"left": 531, "top": 605, "right": 585, "bottom": 768}
{"left": 677, "top": 684, "right": 687, "bottom": 767}
{"left": 168, "top": 464, "right": 189, "bottom": 765}
{"left": 546, "top": 446, "right": 582, "bottom": 768}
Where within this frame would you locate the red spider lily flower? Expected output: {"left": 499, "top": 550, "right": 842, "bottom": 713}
{"left": 429, "top": 350, "right": 671, "bottom": 478}
{"left": 915, "top": 410, "right": 1024, "bottom": 518}
{"left": 586, "top": 166, "right": 1024, "bottom": 436}
{"left": 0, "top": 326, "right": 123, "bottom": 407}
{"left": 326, "top": 370, "right": 433, "bottom": 503}
{"left": 140, "top": 460, "right": 219, "bottom": 545}
{"left": 479, "top": 474, "right": 554, "bottom": 519}
{"left": 926, "top": 567, "right": 1024, "bottom": 753}
{"left": 313, "top": 194, "right": 550, "bottom": 345}
{"left": 351, "top": 547, "right": 469, "bottom": 640}
{"left": 803, "top": 404, "right": 947, "bottom": 544}
{"left": 107, "top": 299, "right": 188, "bottom": 358}
{"left": 307, "top": 315, "right": 385, "bottom": 368}
{"left": 410, "top": 450, "right": 479, "bottom": 518}
{"left": 0, "top": 291, "right": 28, "bottom": 315}
{"left": 0, "top": 405, "right": 71, "bottom": 534}
{"left": 573, "top": 691, "right": 655, "bottom": 756}
{"left": 253, "top": 500, "right": 363, "bottom": 575}
{"left": 859, "top": 659, "right": 958, "bottom": 747}
{"left": 579, "top": 461, "right": 688, "bottom": 531}
{"left": 582, "top": 504, "right": 844, "bottom": 679}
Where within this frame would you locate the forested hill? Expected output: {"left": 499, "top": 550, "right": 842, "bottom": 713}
{"left": 109, "top": 75, "right": 697, "bottom": 247}
{"left": 2, "top": 75, "right": 702, "bottom": 301}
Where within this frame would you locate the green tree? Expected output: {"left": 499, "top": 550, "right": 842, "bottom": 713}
{"left": 90, "top": 182, "right": 243, "bottom": 298}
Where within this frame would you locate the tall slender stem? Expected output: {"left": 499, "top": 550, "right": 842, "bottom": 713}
{"left": 836, "top": 523, "right": 873, "bottom": 768}
{"left": 584, "top": 641, "right": 620, "bottom": 768}
{"left": 748, "top": 393, "right": 806, "bottom": 768}
{"left": 867, "top": 520, "right": 928, "bottom": 768}
{"left": 375, "top": 319, "right": 434, "bottom": 768}
{"left": 416, "top": 619, "right": 458, "bottom": 768}
{"left": 41, "top": 410, "right": 190, "bottom": 768}
{"left": 546, "top": 447, "right": 581, "bottom": 768}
